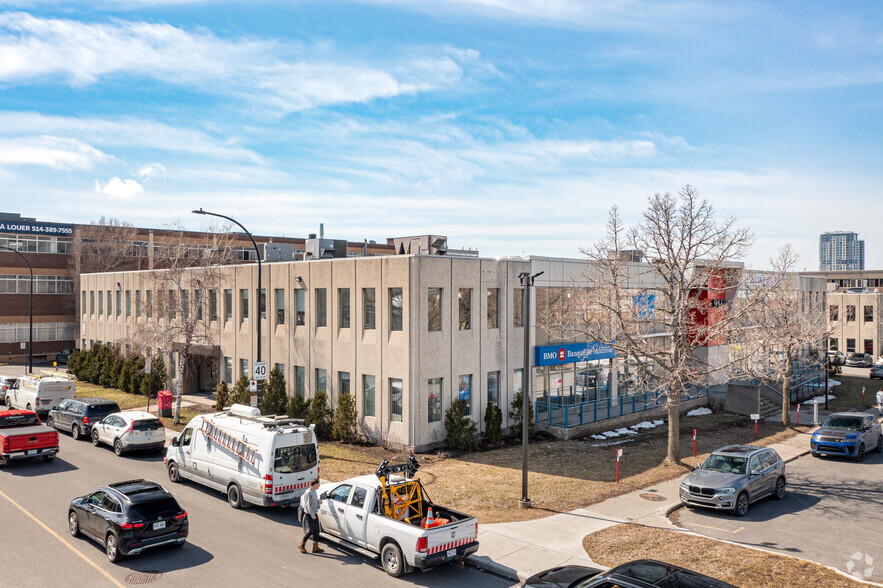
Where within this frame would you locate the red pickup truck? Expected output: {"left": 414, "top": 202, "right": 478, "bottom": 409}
{"left": 0, "top": 410, "right": 59, "bottom": 466}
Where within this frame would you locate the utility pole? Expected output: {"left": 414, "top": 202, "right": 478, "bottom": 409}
{"left": 518, "top": 270, "right": 543, "bottom": 509}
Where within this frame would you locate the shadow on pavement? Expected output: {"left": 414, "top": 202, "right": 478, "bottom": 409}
{"left": 1, "top": 456, "right": 78, "bottom": 476}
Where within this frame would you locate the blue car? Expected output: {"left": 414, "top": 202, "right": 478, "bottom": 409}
{"left": 811, "top": 413, "right": 882, "bottom": 460}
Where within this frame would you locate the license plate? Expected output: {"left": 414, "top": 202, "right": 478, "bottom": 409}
{"left": 153, "top": 521, "right": 166, "bottom": 530}
{"left": 446, "top": 549, "right": 456, "bottom": 558}
{"left": 26, "top": 449, "right": 36, "bottom": 455}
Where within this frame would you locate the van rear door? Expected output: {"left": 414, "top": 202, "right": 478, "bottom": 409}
{"left": 269, "top": 435, "right": 318, "bottom": 502}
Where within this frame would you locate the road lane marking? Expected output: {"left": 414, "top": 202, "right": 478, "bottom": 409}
{"left": 683, "top": 521, "right": 744, "bottom": 534}
{"left": 0, "top": 488, "right": 126, "bottom": 588}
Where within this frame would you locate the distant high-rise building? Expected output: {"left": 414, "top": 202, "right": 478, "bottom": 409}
{"left": 819, "top": 231, "right": 865, "bottom": 271}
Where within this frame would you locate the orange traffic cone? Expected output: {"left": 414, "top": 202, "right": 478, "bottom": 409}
{"left": 425, "top": 507, "right": 435, "bottom": 527}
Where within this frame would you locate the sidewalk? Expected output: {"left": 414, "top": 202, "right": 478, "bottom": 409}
{"left": 466, "top": 424, "right": 821, "bottom": 582}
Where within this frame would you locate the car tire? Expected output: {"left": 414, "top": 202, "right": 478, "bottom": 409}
{"left": 381, "top": 542, "right": 406, "bottom": 577}
{"left": 91, "top": 430, "right": 101, "bottom": 447}
{"left": 105, "top": 533, "right": 123, "bottom": 563}
{"left": 113, "top": 439, "right": 124, "bottom": 456}
{"left": 227, "top": 483, "right": 243, "bottom": 509}
{"left": 168, "top": 462, "right": 181, "bottom": 483}
{"left": 71, "top": 424, "right": 81, "bottom": 441}
{"left": 46, "top": 416, "right": 54, "bottom": 429}
{"left": 876, "top": 436, "right": 883, "bottom": 453}
{"left": 811, "top": 451, "right": 820, "bottom": 458}
{"left": 68, "top": 511, "right": 80, "bottom": 537}
{"left": 26, "top": 403, "right": 32, "bottom": 411}
{"left": 856, "top": 443, "right": 865, "bottom": 462}
{"left": 774, "top": 477, "right": 786, "bottom": 500}
{"left": 42, "top": 454, "right": 55, "bottom": 462}
{"left": 734, "top": 493, "right": 749, "bottom": 517}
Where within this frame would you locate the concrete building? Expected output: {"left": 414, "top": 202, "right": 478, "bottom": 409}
{"left": 819, "top": 231, "right": 865, "bottom": 272}
{"left": 827, "top": 288, "right": 883, "bottom": 358}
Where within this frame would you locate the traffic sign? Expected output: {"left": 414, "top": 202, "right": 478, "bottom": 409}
{"left": 253, "top": 361, "right": 268, "bottom": 381}
{"left": 250, "top": 395, "right": 258, "bottom": 407}
{"left": 750, "top": 413, "right": 759, "bottom": 420}
{"left": 616, "top": 448, "right": 623, "bottom": 459}
{"left": 249, "top": 380, "right": 257, "bottom": 392}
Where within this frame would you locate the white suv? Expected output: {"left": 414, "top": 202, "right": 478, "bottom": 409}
{"left": 91, "top": 411, "right": 166, "bottom": 456}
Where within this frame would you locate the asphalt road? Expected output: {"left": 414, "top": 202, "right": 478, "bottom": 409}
{"left": 675, "top": 450, "right": 883, "bottom": 582}
{"left": 0, "top": 430, "right": 514, "bottom": 588}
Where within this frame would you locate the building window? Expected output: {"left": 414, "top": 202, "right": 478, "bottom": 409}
{"left": 239, "top": 358, "right": 249, "bottom": 378}
{"left": 865, "top": 305, "right": 873, "bottom": 322}
{"left": 295, "top": 289, "right": 306, "bottom": 326}
{"left": 275, "top": 363, "right": 285, "bottom": 377}
{"left": 146, "top": 290, "right": 153, "bottom": 319}
{"left": 865, "top": 340, "right": 874, "bottom": 355}
{"left": 116, "top": 290, "right": 122, "bottom": 317}
{"left": 81, "top": 291, "right": 86, "bottom": 315}
{"left": 316, "top": 369, "right": 327, "bottom": 397}
{"left": 295, "top": 366, "right": 305, "bottom": 399}
{"left": 428, "top": 378, "right": 442, "bottom": 423}
{"left": 390, "top": 378, "right": 403, "bottom": 422}
{"left": 195, "top": 289, "right": 203, "bottom": 321}
{"left": 458, "top": 374, "right": 472, "bottom": 416}
{"left": 259, "top": 288, "right": 266, "bottom": 323}
{"left": 487, "top": 371, "right": 500, "bottom": 405}
{"left": 240, "top": 289, "right": 249, "bottom": 324}
{"left": 339, "top": 372, "right": 350, "bottom": 401}
{"left": 182, "top": 290, "right": 190, "bottom": 322}
{"left": 315, "top": 288, "right": 328, "bottom": 327}
{"left": 846, "top": 339, "right": 856, "bottom": 353}
{"left": 513, "top": 368, "right": 523, "bottom": 398}
{"left": 209, "top": 289, "right": 217, "bottom": 321}
{"left": 428, "top": 287, "right": 442, "bottom": 332}
{"left": 136, "top": 290, "right": 142, "bottom": 318}
{"left": 846, "top": 305, "right": 855, "bottom": 322}
{"left": 363, "top": 288, "right": 376, "bottom": 330}
{"left": 487, "top": 288, "right": 499, "bottom": 329}
{"left": 514, "top": 288, "right": 524, "bottom": 327}
{"left": 169, "top": 351, "right": 177, "bottom": 377}
{"left": 224, "top": 357, "right": 233, "bottom": 384}
{"left": 459, "top": 288, "right": 471, "bottom": 330}
{"left": 390, "top": 288, "right": 403, "bottom": 332}
{"left": 829, "top": 338, "right": 838, "bottom": 351}
{"left": 90, "top": 290, "right": 95, "bottom": 315}
{"left": 224, "top": 289, "right": 232, "bottom": 323}
{"left": 168, "top": 290, "right": 176, "bottom": 321}
{"left": 125, "top": 290, "right": 131, "bottom": 317}
{"left": 339, "top": 288, "right": 351, "bottom": 329}
{"left": 275, "top": 289, "right": 285, "bottom": 326}
{"left": 363, "top": 375, "right": 375, "bottom": 417}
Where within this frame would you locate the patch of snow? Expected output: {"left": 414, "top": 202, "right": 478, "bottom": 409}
{"left": 590, "top": 435, "right": 606, "bottom": 440}
{"left": 685, "top": 407, "right": 713, "bottom": 417}
{"left": 589, "top": 439, "right": 634, "bottom": 448}
{"left": 803, "top": 395, "right": 835, "bottom": 405}
{"left": 827, "top": 379, "right": 841, "bottom": 389}
{"left": 630, "top": 420, "right": 663, "bottom": 430}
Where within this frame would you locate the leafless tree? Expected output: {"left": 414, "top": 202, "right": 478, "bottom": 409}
{"left": 547, "top": 186, "right": 766, "bottom": 464}
{"left": 68, "top": 217, "right": 141, "bottom": 314}
{"left": 735, "top": 245, "right": 829, "bottom": 426}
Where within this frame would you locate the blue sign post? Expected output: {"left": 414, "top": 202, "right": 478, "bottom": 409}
{"left": 534, "top": 341, "right": 616, "bottom": 367}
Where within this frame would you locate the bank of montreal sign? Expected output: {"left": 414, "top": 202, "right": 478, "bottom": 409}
{"left": 534, "top": 341, "right": 616, "bottom": 367}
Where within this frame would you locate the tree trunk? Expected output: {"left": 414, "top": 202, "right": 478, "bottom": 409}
{"left": 666, "top": 389, "right": 681, "bottom": 464}
{"left": 781, "top": 359, "right": 792, "bottom": 426}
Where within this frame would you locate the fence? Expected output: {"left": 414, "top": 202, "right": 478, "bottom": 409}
{"left": 535, "top": 384, "right": 710, "bottom": 429}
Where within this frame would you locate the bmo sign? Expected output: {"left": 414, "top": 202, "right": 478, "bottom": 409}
{"left": 535, "top": 341, "right": 616, "bottom": 367}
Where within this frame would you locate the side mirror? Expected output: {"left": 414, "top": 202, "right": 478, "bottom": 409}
{"left": 750, "top": 469, "right": 760, "bottom": 477}
{"left": 320, "top": 492, "right": 328, "bottom": 501}
{"left": 170, "top": 437, "right": 179, "bottom": 447}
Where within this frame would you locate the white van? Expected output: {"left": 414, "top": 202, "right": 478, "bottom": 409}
{"left": 5, "top": 375, "right": 76, "bottom": 414}
{"left": 165, "top": 404, "right": 319, "bottom": 510}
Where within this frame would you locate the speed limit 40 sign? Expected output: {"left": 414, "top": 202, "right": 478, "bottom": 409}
{"left": 253, "top": 361, "right": 268, "bottom": 381}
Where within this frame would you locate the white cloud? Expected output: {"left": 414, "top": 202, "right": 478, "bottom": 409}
{"left": 95, "top": 177, "right": 144, "bottom": 198}
{"left": 0, "top": 136, "right": 106, "bottom": 169}
{"left": 137, "top": 162, "right": 166, "bottom": 182}
{"left": 0, "top": 13, "right": 472, "bottom": 114}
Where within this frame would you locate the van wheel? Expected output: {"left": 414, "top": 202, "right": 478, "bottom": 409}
{"left": 168, "top": 463, "right": 181, "bottom": 483}
{"left": 381, "top": 542, "right": 407, "bottom": 577}
{"left": 734, "top": 493, "right": 749, "bottom": 517}
{"left": 113, "top": 439, "right": 124, "bottom": 456}
{"left": 71, "top": 424, "right": 81, "bottom": 441}
{"left": 26, "top": 403, "right": 32, "bottom": 411}
{"left": 227, "top": 483, "right": 243, "bottom": 509}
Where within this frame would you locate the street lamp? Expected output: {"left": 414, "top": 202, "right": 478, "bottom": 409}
{"left": 191, "top": 209, "right": 263, "bottom": 398}
{"left": 518, "top": 270, "right": 543, "bottom": 509}
{"left": 1, "top": 245, "right": 33, "bottom": 373}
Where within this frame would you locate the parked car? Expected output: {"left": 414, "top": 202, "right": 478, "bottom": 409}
{"left": 679, "top": 445, "right": 786, "bottom": 517}
{"left": 845, "top": 352, "right": 874, "bottom": 367}
{"left": 68, "top": 479, "right": 188, "bottom": 562}
{"left": 0, "top": 409, "right": 59, "bottom": 466}
{"left": 47, "top": 398, "right": 121, "bottom": 441}
{"left": 55, "top": 348, "right": 74, "bottom": 364}
{"left": 827, "top": 350, "right": 846, "bottom": 365}
{"left": 811, "top": 412, "right": 882, "bottom": 460}
{"left": 522, "top": 559, "right": 737, "bottom": 588}
{"left": 0, "top": 375, "right": 17, "bottom": 406}
{"left": 91, "top": 411, "right": 166, "bottom": 456}
{"left": 870, "top": 365, "right": 883, "bottom": 380}
{"left": 165, "top": 404, "right": 319, "bottom": 509}
{"left": 5, "top": 375, "right": 76, "bottom": 414}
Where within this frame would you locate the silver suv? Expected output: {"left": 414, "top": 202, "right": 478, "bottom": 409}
{"left": 679, "top": 445, "right": 786, "bottom": 517}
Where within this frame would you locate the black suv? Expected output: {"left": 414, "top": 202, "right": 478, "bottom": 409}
{"left": 68, "top": 479, "right": 188, "bottom": 562}
{"left": 48, "top": 398, "right": 121, "bottom": 441}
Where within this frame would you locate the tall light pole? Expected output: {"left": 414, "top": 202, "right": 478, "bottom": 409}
{"left": 192, "top": 208, "right": 263, "bottom": 400}
{"left": 1, "top": 245, "right": 33, "bottom": 374}
{"left": 518, "top": 270, "right": 543, "bottom": 509}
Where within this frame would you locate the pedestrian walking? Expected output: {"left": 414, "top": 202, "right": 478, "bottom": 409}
{"left": 299, "top": 478, "right": 324, "bottom": 554}
{"left": 876, "top": 389, "right": 883, "bottom": 416}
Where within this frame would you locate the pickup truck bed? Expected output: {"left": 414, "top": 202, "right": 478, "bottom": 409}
{"left": 0, "top": 410, "right": 60, "bottom": 466}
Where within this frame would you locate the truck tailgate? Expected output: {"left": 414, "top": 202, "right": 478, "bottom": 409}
{"left": 423, "top": 517, "right": 477, "bottom": 556}
{"left": 3, "top": 426, "right": 58, "bottom": 453}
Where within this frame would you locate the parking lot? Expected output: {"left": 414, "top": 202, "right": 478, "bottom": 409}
{"left": 675, "top": 450, "right": 883, "bottom": 582}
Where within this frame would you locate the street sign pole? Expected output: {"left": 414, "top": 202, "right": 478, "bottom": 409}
{"left": 616, "top": 448, "right": 623, "bottom": 483}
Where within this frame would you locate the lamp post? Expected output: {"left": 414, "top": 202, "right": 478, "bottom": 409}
{"left": 191, "top": 209, "right": 263, "bottom": 399}
{"left": 518, "top": 270, "right": 543, "bottom": 509}
{"left": 1, "top": 245, "right": 33, "bottom": 373}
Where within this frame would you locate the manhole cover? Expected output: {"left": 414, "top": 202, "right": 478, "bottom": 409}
{"left": 125, "top": 571, "right": 163, "bottom": 585}
{"left": 640, "top": 493, "right": 666, "bottom": 502}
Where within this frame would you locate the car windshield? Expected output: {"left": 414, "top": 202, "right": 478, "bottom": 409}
{"left": 274, "top": 443, "right": 318, "bottom": 474}
{"left": 823, "top": 416, "right": 862, "bottom": 430}
{"left": 701, "top": 454, "right": 748, "bottom": 474}
{"left": 848, "top": 353, "right": 863, "bottom": 359}
{"left": 0, "top": 413, "right": 41, "bottom": 428}
{"left": 128, "top": 497, "right": 182, "bottom": 520}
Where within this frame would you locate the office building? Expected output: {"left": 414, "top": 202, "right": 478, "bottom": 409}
{"left": 819, "top": 231, "right": 865, "bottom": 271}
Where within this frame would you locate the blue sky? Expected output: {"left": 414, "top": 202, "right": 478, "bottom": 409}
{"left": 1, "top": 1, "right": 881, "bottom": 269}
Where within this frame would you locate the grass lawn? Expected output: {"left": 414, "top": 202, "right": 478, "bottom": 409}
{"left": 825, "top": 375, "right": 880, "bottom": 413}
{"left": 583, "top": 524, "right": 866, "bottom": 588}
{"left": 73, "top": 381, "right": 213, "bottom": 432}
{"left": 319, "top": 411, "right": 812, "bottom": 524}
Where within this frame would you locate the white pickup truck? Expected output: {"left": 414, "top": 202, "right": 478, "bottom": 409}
{"left": 308, "top": 458, "right": 478, "bottom": 577}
